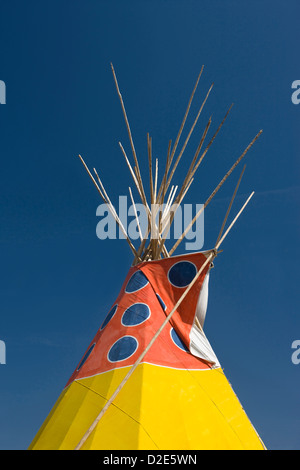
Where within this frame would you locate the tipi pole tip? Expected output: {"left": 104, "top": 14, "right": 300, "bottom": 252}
{"left": 215, "top": 190, "right": 255, "bottom": 250}
{"left": 215, "top": 163, "right": 247, "bottom": 246}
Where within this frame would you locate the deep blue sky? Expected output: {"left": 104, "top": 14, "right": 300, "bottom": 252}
{"left": 0, "top": 1, "right": 299, "bottom": 450}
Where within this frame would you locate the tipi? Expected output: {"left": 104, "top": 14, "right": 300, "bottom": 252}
{"left": 29, "top": 65, "right": 265, "bottom": 450}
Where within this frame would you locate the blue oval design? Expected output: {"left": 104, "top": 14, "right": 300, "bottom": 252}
{"left": 77, "top": 343, "right": 95, "bottom": 371}
{"left": 125, "top": 270, "right": 149, "bottom": 293}
{"left": 100, "top": 305, "right": 118, "bottom": 331}
{"left": 170, "top": 328, "right": 189, "bottom": 352}
{"left": 108, "top": 336, "right": 138, "bottom": 362}
{"left": 168, "top": 261, "right": 197, "bottom": 288}
{"left": 156, "top": 293, "right": 167, "bottom": 311}
{"left": 122, "top": 303, "right": 151, "bottom": 326}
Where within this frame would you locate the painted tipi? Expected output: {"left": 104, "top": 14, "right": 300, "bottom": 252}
{"left": 29, "top": 65, "right": 265, "bottom": 450}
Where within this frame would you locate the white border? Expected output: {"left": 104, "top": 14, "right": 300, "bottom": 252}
{"left": 100, "top": 304, "right": 118, "bottom": 331}
{"left": 167, "top": 260, "right": 197, "bottom": 288}
{"left": 169, "top": 327, "right": 189, "bottom": 352}
{"left": 107, "top": 335, "right": 139, "bottom": 363}
{"left": 121, "top": 302, "right": 151, "bottom": 327}
{"left": 76, "top": 342, "right": 96, "bottom": 371}
{"left": 125, "top": 270, "right": 149, "bottom": 294}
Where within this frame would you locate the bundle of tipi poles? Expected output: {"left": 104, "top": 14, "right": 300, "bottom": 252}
{"left": 78, "top": 63, "right": 262, "bottom": 265}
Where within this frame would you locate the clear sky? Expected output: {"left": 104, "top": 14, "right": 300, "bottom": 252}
{"left": 0, "top": 1, "right": 299, "bottom": 450}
